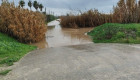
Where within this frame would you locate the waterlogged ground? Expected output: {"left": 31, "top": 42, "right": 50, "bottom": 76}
{"left": 32, "top": 20, "right": 93, "bottom": 48}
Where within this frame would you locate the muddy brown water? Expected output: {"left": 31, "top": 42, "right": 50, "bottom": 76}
{"left": 32, "top": 25, "right": 93, "bottom": 49}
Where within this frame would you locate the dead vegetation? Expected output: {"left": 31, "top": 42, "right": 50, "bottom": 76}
{"left": 0, "top": 2, "right": 47, "bottom": 43}
{"left": 61, "top": 0, "right": 140, "bottom": 28}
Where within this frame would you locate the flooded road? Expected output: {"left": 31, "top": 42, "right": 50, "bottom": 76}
{"left": 32, "top": 20, "right": 93, "bottom": 48}
{"left": 5, "top": 21, "right": 140, "bottom": 80}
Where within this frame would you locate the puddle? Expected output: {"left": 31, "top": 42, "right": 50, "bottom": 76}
{"left": 32, "top": 20, "right": 93, "bottom": 49}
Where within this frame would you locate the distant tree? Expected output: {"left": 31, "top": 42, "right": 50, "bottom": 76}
{"left": 66, "top": 13, "right": 70, "bottom": 16}
{"left": 28, "top": 0, "right": 32, "bottom": 10}
{"left": 39, "top": 4, "right": 43, "bottom": 11}
{"left": 33, "top": 1, "right": 39, "bottom": 11}
{"left": 45, "top": 7, "right": 46, "bottom": 13}
{"left": 19, "top": 0, "right": 25, "bottom": 8}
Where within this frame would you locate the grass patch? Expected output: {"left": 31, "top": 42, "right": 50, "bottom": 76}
{"left": 88, "top": 23, "right": 140, "bottom": 43}
{"left": 0, "top": 69, "right": 11, "bottom": 75}
{"left": 0, "top": 32, "right": 37, "bottom": 66}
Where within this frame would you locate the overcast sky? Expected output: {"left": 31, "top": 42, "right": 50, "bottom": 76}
{"left": 0, "top": 0, "right": 119, "bottom": 15}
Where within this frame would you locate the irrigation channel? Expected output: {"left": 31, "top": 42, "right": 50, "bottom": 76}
{"left": 32, "top": 19, "right": 93, "bottom": 49}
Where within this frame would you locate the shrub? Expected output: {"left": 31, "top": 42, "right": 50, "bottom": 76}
{"left": 0, "top": 3, "right": 47, "bottom": 43}
{"left": 114, "top": 32, "right": 125, "bottom": 39}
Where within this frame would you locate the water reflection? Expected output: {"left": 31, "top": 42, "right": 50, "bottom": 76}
{"left": 32, "top": 24, "right": 93, "bottom": 49}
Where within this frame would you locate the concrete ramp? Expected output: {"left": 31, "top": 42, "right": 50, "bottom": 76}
{"left": 4, "top": 43, "right": 140, "bottom": 80}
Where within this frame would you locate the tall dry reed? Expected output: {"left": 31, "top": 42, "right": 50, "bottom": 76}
{"left": 61, "top": 0, "right": 140, "bottom": 28}
{"left": 0, "top": 2, "right": 47, "bottom": 43}
{"left": 61, "top": 10, "right": 113, "bottom": 28}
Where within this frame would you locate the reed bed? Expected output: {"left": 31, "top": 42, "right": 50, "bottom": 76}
{"left": 0, "top": 2, "right": 47, "bottom": 43}
{"left": 61, "top": 0, "right": 140, "bottom": 28}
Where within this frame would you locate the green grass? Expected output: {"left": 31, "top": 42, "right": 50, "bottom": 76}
{"left": 0, "top": 69, "right": 11, "bottom": 75}
{"left": 0, "top": 33, "right": 37, "bottom": 66}
{"left": 88, "top": 23, "right": 140, "bottom": 43}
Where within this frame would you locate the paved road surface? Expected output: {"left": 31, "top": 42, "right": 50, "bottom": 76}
{"left": 3, "top": 43, "right": 140, "bottom": 80}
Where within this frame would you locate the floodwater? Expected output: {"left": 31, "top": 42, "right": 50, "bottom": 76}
{"left": 32, "top": 20, "right": 93, "bottom": 49}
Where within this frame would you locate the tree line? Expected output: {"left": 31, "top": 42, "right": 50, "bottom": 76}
{"left": 19, "top": 0, "right": 44, "bottom": 11}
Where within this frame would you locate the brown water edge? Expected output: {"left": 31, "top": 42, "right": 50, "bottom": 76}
{"left": 31, "top": 25, "right": 93, "bottom": 49}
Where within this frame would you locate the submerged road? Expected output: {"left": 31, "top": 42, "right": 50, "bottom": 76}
{"left": 3, "top": 43, "right": 140, "bottom": 80}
